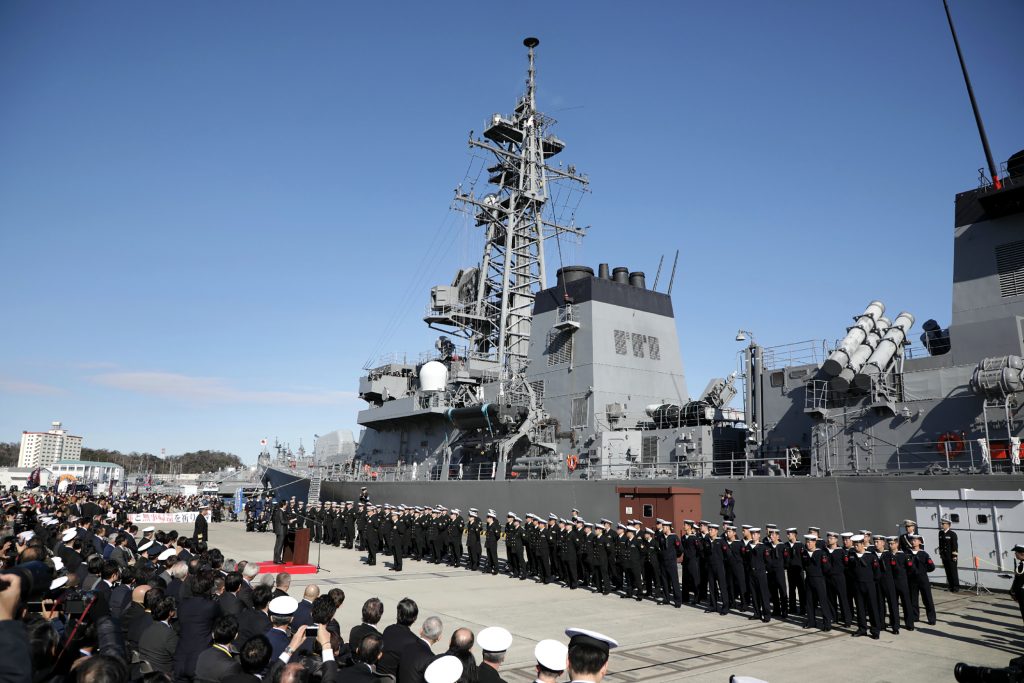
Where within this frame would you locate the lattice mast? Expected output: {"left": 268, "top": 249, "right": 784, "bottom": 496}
{"left": 442, "top": 37, "right": 588, "bottom": 377}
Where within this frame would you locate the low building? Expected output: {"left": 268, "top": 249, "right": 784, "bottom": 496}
{"left": 0, "top": 467, "right": 53, "bottom": 489}
{"left": 19, "top": 421, "right": 83, "bottom": 468}
{"left": 50, "top": 460, "right": 124, "bottom": 485}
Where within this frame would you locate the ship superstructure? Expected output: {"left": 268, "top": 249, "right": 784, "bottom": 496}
{"left": 351, "top": 38, "right": 745, "bottom": 480}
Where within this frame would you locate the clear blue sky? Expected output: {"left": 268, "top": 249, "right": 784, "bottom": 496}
{"left": 2, "top": 1, "right": 1021, "bottom": 464}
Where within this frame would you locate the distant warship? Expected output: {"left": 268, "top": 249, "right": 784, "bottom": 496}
{"left": 264, "top": 12, "right": 1024, "bottom": 518}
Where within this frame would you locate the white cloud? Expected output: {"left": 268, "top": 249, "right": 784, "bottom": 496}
{"left": 0, "top": 377, "right": 66, "bottom": 396}
{"left": 91, "top": 371, "right": 355, "bottom": 406}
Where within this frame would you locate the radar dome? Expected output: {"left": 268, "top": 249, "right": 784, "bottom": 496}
{"left": 419, "top": 361, "right": 448, "bottom": 392}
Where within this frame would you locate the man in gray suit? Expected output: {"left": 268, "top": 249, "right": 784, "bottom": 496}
{"left": 138, "top": 597, "right": 178, "bottom": 674}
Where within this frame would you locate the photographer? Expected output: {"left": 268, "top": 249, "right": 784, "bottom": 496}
{"left": 719, "top": 490, "right": 736, "bottom": 523}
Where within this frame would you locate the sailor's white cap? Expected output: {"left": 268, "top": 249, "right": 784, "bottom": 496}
{"left": 61, "top": 529, "right": 77, "bottom": 542}
{"left": 548, "top": 513, "right": 558, "bottom": 520}
{"left": 50, "top": 576, "right": 68, "bottom": 591}
{"left": 656, "top": 518, "right": 669, "bottom": 525}
{"left": 741, "top": 524, "right": 752, "bottom": 530}
{"left": 534, "top": 639, "right": 568, "bottom": 671}
{"left": 626, "top": 525, "right": 638, "bottom": 533}
{"left": 486, "top": 509, "right": 496, "bottom": 518}
{"left": 268, "top": 595, "right": 298, "bottom": 616}
{"left": 17, "top": 530, "right": 34, "bottom": 543}
{"left": 52, "top": 557, "right": 64, "bottom": 571}
{"left": 840, "top": 532, "right": 854, "bottom": 539}
{"left": 424, "top": 655, "right": 463, "bottom": 683}
{"left": 749, "top": 527, "right": 761, "bottom": 533}
{"left": 142, "top": 526, "right": 155, "bottom": 533}
{"left": 708, "top": 523, "right": 720, "bottom": 529}
{"left": 850, "top": 534, "right": 866, "bottom": 543}
{"left": 565, "top": 627, "right": 619, "bottom": 652}
{"left": 803, "top": 534, "right": 818, "bottom": 541}
{"left": 158, "top": 548, "right": 177, "bottom": 561}
{"left": 468, "top": 508, "right": 478, "bottom": 516}
{"left": 477, "top": 626, "right": 512, "bottom": 653}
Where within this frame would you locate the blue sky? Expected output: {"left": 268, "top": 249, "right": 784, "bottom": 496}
{"left": 2, "top": 1, "right": 1021, "bottom": 464}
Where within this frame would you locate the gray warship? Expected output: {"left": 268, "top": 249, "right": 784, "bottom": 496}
{"left": 267, "top": 22, "right": 1024, "bottom": 532}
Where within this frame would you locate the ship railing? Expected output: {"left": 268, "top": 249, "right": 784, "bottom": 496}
{"left": 760, "top": 340, "right": 826, "bottom": 370}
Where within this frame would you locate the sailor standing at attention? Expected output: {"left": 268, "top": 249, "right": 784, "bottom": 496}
{"left": 938, "top": 516, "right": 960, "bottom": 592}
{"left": 1010, "top": 544, "right": 1024, "bottom": 626}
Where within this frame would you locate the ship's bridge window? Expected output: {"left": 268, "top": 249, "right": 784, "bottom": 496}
{"left": 613, "top": 330, "right": 628, "bottom": 355}
{"left": 642, "top": 504, "right": 654, "bottom": 518}
{"left": 770, "top": 371, "right": 785, "bottom": 388}
{"left": 631, "top": 333, "right": 645, "bottom": 358}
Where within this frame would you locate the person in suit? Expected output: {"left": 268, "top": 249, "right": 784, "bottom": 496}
{"left": 272, "top": 500, "right": 288, "bottom": 564}
{"left": 349, "top": 597, "right": 384, "bottom": 651}
{"left": 938, "top": 516, "right": 960, "bottom": 592}
{"left": 236, "top": 585, "right": 274, "bottom": 648}
{"left": 195, "top": 615, "right": 242, "bottom": 683}
{"left": 127, "top": 587, "right": 160, "bottom": 653}
{"left": 138, "top": 596, "right": 178, "bottom": 674}
{"left": 175, "top": 570, "right": 223, "bottom": 681}
{"left": 218, "top": 572, "right": 245, "bottom": 617}
{"left": 1010, "top": 544, "right": 1024, "bottom": 626}
{"left": 340, "top": 632, "right": 390, "bottom": 682}
{"left": 238, "top": 563, "right": 259, "bottom": 609}
{"left": 477, "top": 626, "right": 512, "bottom": 683}
{"left": 379, "top": 597, "right": 419, "bottom": 679}
{"left": 194, "top": 505, "right": 210, "bottom": 544}
{"left": 109, "top": 534, "right": 131, "bottom": 572}
{"left": 274, "top": 572, "right": 292, "bottom": 598}
{"left": 222, "top": 634, "right": 272, "bottom": 683}
{"left": 292, "top": 584, "right": 319, "bottom": 630}
{"left": 397, "top": 615, "right": 442, "bottom": 683}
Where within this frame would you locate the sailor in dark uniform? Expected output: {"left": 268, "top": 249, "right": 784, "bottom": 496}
{"left": 825, "top": 532, "right": 852, "bottom": 627}
{"left": 899, "top": 519, "right": 917, "bottom": 554}
{"left": 388, "top": 508, "right": 405, "bottom": 571}
{"left": 908, "top": 534, "right": 937, "bottom": 625}
{"left": 658, "top": 520, "right": 682, "bottom": 608}
{"left": 1010, "top": 544, "right": 1024, "bottom": 626}
{"left": 938, "top": 516, "right": 960, "bottom": 592}
{"left": 194, "top": 504, "right": 210, "bottom": 544}
{"left": 681, "top": 520, "right": 701, "bottom": 606}
{"left": 849, "top": 534, "right": 881, "bottom": 639}
{"left": 725, "top": 525, "right": 747, "bottom": 611}
{"left": 800, "top": 534, "right": 832, "bottom": 631}
{"left": 766, "top": 528, "right": 788, "bottom": 619}
{"left": 745, "top": 528, "right": 772, "bottom": 622}
{"left": 465, "top": 508, "right": 483, "bottom": 571}
{"left": 590, "top": 523, "right": 610, "bottom": 595}
{"left": 705, "top": 523, "right": 731, "bottom": 615}
{"left": 785, "top": 527, "right": 806, "bottom": 616}
{"left": 485, "top": 510, "right": 500, "bottom": 574}
{"left": 884, "top": 535, "right": 916, "bottom": 631}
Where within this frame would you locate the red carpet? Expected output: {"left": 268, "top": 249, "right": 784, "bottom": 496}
{"left": 254, "top": 560, "right": 318, "bottom": 575}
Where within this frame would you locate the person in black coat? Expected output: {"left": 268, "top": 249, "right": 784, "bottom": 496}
{"left": 350, "top": 597, "right": 384, "bottom": 650}
{"left": 745, "top": 530, "right": 772, "bottom": 623}
{"left": 705, "top": 524, "right": 732, "bottom": 615}
{"left": 800, "top": 535, "right": 832, "bottom": 631}
{"left": 219, "top": 573, "right": 245, "bottom": 617}
{"left": 223, "top": 634, "right": 272, "bottom": 683}
{"left": 235, "top": 586, "right": 273, "bottom": 649}
{"left": 908, "top": 535, "right": 937, "bottom": 625}
{"left": 272, "top": 501, "right": 288, "bottom": 564}
{"left": 194, "top": 506, "right": 210, "bottom": 544}
{"left": 175, "top": 571, "right": 224, "bottom": 681}
{"left": 388, "top": 510, "right": 406, "bottom": 572}
{"left": 379, "top": 598, "right": 420, "bottom": 679}
{"left": 397, "top": 616, "right": 442, "bottom": 683}
{"left": 465, "top": 509, "right": 483, "bottom": 572}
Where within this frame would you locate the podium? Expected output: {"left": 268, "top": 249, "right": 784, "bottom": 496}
{"left": 284, "top": 528, "right": 310, "bottom": 565}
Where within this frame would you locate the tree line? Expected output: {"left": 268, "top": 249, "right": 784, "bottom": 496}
{"left": 0, "top": 442, "right": 244, "bottom": 474}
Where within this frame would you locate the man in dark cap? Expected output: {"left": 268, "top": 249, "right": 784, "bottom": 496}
{"left": 1011, "top": 544, "right": 1024, "bottom": 626}
{"left": 565, "top": 628, "right": 618, "bottom": 683}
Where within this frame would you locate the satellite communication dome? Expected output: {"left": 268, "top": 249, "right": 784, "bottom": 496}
{"left": 419, "top": 361, "right": 448, "bottom": 392}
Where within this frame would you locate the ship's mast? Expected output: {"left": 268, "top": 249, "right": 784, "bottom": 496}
{"left": 434, "top": 37, "right": 588, "bottom": 377}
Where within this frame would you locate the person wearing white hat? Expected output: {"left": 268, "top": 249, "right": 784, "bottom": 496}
{"left": 908, "top": 534, "right": 937, "bottom": 626}
{"left": 424, "top": 654, "right": 463, "bottom": 683}
{"left": 938, "top": 516, "right": 960, "bottom": 593}
{"left": 801, "top": 534, "right": 832, "bottom": 631}
{"left": 466, "top": 508, "right": 483, "bottom": 572}
{"left": 849, "top": 535, "right": 881, "bottom": 638}
{"left": 265, "top": 595, "right": 299, "bottom": 661}
{"left": 533, "top": 638, "right": 568, "bottom": 683}
{"left": 485, "top": 510, "right": 501, "bottom": 575}
{"left": 565, "top": 628, "right": 617, "bottom": 682}
{"left": 477, "top": 626, "right": 512, "bottom": 682}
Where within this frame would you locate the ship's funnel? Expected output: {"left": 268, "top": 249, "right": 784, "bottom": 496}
{"left": 629, "top": 271, "right": 646, "bottom": 289}
{"left": 598, "top": 263, "right": 610, "bottom": 280}
{"left": 852, "top": 311, "right": 915, "bottom": 392}
{"left": 555, "top": 265, "right": 594, "bottom": 291}
{"left": 821, "top": 301, "right": 886, "bottom": 377}
{"left": 612, "top": 267, "right": 629, "bottom": 284}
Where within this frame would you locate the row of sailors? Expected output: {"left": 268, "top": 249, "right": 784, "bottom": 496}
{"left": 314, "top": 501, "right": 943, "bottom": 641}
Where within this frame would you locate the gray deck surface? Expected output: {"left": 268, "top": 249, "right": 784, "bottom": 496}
{"left": 174, "top": 522, "right": 1021, "bottom": 682}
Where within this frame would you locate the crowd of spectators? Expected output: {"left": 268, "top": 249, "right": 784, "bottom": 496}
{"left": 0, "top": 488, "right": 615, "bottom": 683}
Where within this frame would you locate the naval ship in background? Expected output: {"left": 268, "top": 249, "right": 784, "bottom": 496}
{"left": 264, "top": 10, "right": 1024, "bottom": 535}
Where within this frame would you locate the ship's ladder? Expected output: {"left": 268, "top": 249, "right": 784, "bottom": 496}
{"left": 308, "top": 471, "right": 322, "bottom": 507}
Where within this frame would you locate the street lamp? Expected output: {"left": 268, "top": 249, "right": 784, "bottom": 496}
{"left": 735, "top": 329, "right": 755, "bottom": 343}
